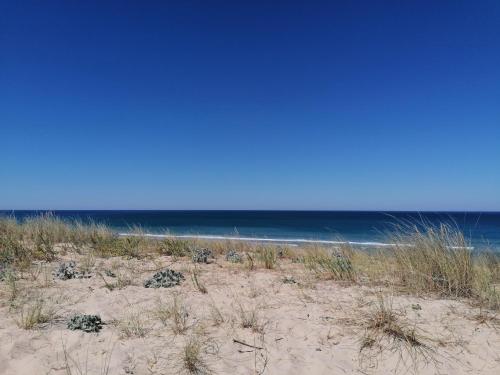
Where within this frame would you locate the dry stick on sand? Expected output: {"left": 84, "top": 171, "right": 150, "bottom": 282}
{"left": 232, "top": 339, "right": 263, "bottom": 350}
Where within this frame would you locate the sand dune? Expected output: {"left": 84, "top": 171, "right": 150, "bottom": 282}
{"left": 1, "top": 252, "right": 499, "bottom": 375}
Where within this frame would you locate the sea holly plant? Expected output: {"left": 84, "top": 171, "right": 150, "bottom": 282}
{"left": 192, "top": 248, "right": 213, "bottom": 264}
{"left": 225, "top": 250, "right": 242, "bottom": 263}
{"left": 0, "top": 262, "right": 10, "bottom": 281}
{"left": 53, "top": 261, "right": 92, "bottom": 280}
{"left": 144, "top": 268, "right": 185, "bottom": 288}
{"left": 67, "top": 314, "right": 104, "bottom": 333}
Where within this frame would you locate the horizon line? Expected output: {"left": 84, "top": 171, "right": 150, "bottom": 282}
{"left": 1, "top": 208, "right": 500, "bottom": 213}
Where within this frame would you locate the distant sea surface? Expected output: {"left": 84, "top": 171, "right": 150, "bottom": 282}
{"left": 1, "top": 210, "right": 500, "bottom": 251}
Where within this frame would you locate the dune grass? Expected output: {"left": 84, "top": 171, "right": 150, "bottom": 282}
{"left": 191, "top": 267, "right": 208, "bottom": 294}
{"left": 358, "top": 294, "right": 435, "bottom": 373}
{"left": 181, "top": 335, "right": 212, "bottom": 375}
{"left": 16, "top": 295, "right": 56, "bottom": 330}
{"left": 1, "top": 214, "right": 499, "bottom": 310}
{"left": 153, "top": 294, "right": 189, "bottom": 334}
{"left": 157, "top": 238, "right": 192, "bottom": 258}
{"left": 303, "top": 244, "right": 356, "bottom": 281}
{"left": 237, "top": 303, "right": 265, "bottom": 333}
{"left": 118, "top": 308, "right": 151, "bottom": 338}
{"left": 388, "top": 222, "right": 474, "bottom": 297}
{"left": 62, "top": 338, "right": 114, "bottom": 375}
{"left": 256, "top": 246, "right": 277, "bottom": 269}
{"left": 471, "top": 252, "right": 500, "bottom": 309}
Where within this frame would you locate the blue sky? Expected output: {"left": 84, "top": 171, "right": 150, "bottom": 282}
{"left": 1, "top": 1, "right": 499, "bottom": 210}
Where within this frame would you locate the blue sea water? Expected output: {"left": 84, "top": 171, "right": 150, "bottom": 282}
{"left": 1, "top": 210, "right": 500, "bottom": 251}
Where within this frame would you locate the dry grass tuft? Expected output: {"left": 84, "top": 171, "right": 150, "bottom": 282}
{"left": 62, "top": 338, "right": 114, "bottom": 375}
{"left": 256, "top": 246, "right": 277, "bottom": 269}
{"left": 154, "top": 294, "right": 189, "bottom": 334}
{"left": 98, "top": 270, "right": 132, "bottom": 291}
{"left": 471, "top": 309, "right": 500, "bottom": 327}
{"left": 237, "top": 303, "right": 265, "bottom": 333}
{"left": 390, "top": 222, "right": 473, "bottom": 297}
{"left": 16, "top": 295, "right": 56, "bottom": 329}
{"left": 472, "top": 252, "right": 500, "bottom": 309}
{"left": 180, "top": 335, "right": 212, "bottom": 375}
{"left": 359, "top": 294, "right": 435, "bottom": 372}
{"left": 191, "top": 267, "right": 208, "bottom": 294}
{"left": 118, "top": 308, "right": 151, "bottom": 338}
{"left": 1, "top": 269, "right": 21, "bottom": 304}
{"left": 170, "top": 295, "right": 190, "bottom": 334}
{"left": 208, "top": 300, "right": 225, "bottom": 326}
{"left": 303, "top": 245, "right": 356, "bottom": 281}
{"left": 157, "top": 238, "right": 191, "bottom": 258}
{"left": 79, "top": 252, "right": 96, "bottom": 275}
{"left": 244, "top": 253, "right": 255, "bottom": 271}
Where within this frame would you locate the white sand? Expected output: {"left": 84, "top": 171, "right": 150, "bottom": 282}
{"left": 1, "top": 255, "right": 499, "bottom": 374}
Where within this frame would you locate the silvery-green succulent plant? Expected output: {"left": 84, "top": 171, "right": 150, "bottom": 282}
{"left": 192, "top": 248, "right": 213, "bottom": 263}
{"left": 67, "top": 314, "right": 103, "bottom": 332}
{"left": 225, "top": 250, "right": 242, "bottom": 263}
{"left": 144, "top": 268, "right": 184, "bottom": 288}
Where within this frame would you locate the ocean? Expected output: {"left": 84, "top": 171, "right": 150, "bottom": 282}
{"left": 1, "top": 210, "right": 500, "bottom": 251}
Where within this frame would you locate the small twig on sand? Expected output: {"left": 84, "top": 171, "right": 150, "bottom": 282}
{"left": 233, "top": 339, "right": 263, "bottom": 350}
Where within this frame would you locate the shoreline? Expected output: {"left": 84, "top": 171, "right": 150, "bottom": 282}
{"left": 3, "top": 210, "right": 499, "bottom": 250}
{"left": 118, "top": 232, "right": 401, "bottom": 247}
{"left": 118, "top": 232, "right": 476, "bottom": 250}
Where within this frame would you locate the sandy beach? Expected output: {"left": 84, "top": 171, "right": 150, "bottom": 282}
{"left": 1, "top": 239, "right": 499, "bottom": 375}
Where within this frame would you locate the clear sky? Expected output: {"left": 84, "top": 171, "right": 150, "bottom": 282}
{"left": 1, "top": 1, "right": 499, "bottom": 211}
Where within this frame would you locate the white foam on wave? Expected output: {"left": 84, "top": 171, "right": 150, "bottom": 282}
{"left": 118, "top": 232, "right": 410, "bottom": 247}
{"left": 119, "top": 232, "right": 475, "bottom": 250}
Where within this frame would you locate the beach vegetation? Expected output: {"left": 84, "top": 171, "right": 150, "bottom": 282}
{"left": 157, "top": 238, "right": 191, "bottom": 258}
{"left": 208, "top": 300, "right": 225, "bottom": 326}
{"left": 389, "top": 222, "right": 473, "bottom": 297}
{"left": 154, "top": 294, "right": 189, "bottom": 334}
{"left": 181, "top": 335, "right": 212, "bottom": 375}
{"left": 98, "top": 270, "right": 132, "bottom": 291}
{"left": 244, "top": 252, "right": 255, "bottom": 271}
{"left": 61, "top": 338, "right": 114, "bottom": 375}
{"left": 1, "top": 215, "right": 499, "bottom": 311}
{"left": 359, "top": 294, "right": 434, "bottom": 372}
{"left": 237, "top": 303, "right": 264, "bottom": 333}
{"left": 169, "top": 294, "right": 190, "bottom": 334}
{"left": 303, "top": 245, "right": 356, "bottom": 281}
{"left": 256, "top": 246, "right": 277, "bottom": 269}
{"left": 191, "top": 267, "right": 208, "bottom": 294}
{"left": 118, "top": 308, "right": 151, "bottom": 338}
{"left": 472, "top": 252, "right": 500, "bottom": 309}
{"left": 16, "top": 295, "right": 56, "bottom": 329}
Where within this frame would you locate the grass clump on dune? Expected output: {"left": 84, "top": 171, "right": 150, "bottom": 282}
{"left": 0, "top": 218, "right": 31, "bottom": 269}
{"left": 387, "top": 222, "right": 500, "bottom": 309}
{"left": 389, "top": 223, "right": 473, "bottom": 297}
{"left": 257, "top": 246, "right": 277, "bottom": 269}
{"left": 0, "top": 215, "right": 61, "bottom": 269}
{"left": 118, "top": 308, "right": 151, "bottom": 338}
{"left": 304, "top": 245, "right": 356, "bottom": 281}
{"left": 472, "top": 252, "right": 500, "bottom": 309}
{"left": 154, "top": 294, "right": 189, "bottom": 334}
{"left": 359, "top": 294, "right": 434, "bottom": 372}
{"left": 181, "top": 335, "right": 212, "bottom": 375}
{"left": 16, "top": 295, "right": 56, "bottom": 330}
{"left": 157, "top": 238, "right": 192, "bottom": 258}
